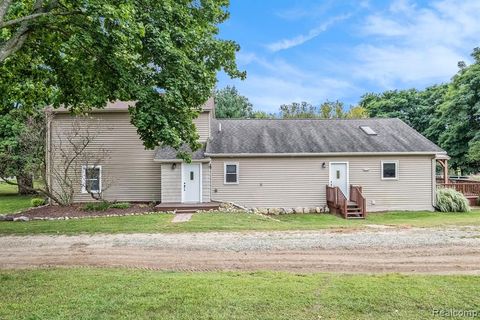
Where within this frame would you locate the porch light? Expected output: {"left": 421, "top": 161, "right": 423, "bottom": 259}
{"left": 322, "top": 162, "right": 326, "bottom": 168}
{"left": 171, "top": 163, "right": 177, "bottom": 170}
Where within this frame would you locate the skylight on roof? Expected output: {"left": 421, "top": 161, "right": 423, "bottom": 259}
{"left": 360, "top": 126, "right": 377, "bottom": 135}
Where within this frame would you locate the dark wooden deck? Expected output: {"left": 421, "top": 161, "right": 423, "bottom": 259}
{"left": 326, "top": 185, "right": 366, "bottom": 219}
{"left": 154, "top": 202, "right": 221, "bottom": 213}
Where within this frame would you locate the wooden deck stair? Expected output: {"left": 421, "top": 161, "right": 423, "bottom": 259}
{"left": 326, "top": 185, "right": 367, "bottom": 219}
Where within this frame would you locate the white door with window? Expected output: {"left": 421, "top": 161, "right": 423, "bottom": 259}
{"left": 329, "top": 162, "right": 349, "bottom": 198}
{"left": 182, "top": 163, "right": 201, "bottom": 203}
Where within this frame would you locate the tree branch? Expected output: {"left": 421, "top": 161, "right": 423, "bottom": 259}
{"left": 0, "top": 10, "right": 82, "bottom": 29}
{"left": 0, "top": 0, "right": 43, "bottom": 63}
{"left": 0, "top": 0, "right": 13, "bottom": 25}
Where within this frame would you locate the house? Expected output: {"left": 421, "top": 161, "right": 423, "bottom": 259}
{"left": 47, "top": 98, "right": 447, "bottom": 217}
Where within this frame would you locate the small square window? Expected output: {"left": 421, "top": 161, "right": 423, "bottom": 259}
{"left": 224, "top": 163, "right": 238, "bottom": 184}
{"left": 82, "top": 166, "right": 102, "bottom": 193}
{"left": 381, "top": 161, "right": 398, "bottom": 180}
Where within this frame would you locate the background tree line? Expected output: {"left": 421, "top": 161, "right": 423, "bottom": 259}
{"left": 215, "top": 48, "right": 480, "bottom": 174}
{"left": 214, "top": 87, "right": 368, "bottom": 119}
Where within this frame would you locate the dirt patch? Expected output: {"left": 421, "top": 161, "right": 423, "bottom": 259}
{"left": 2, "top": 228, "right": 480, "bottom": 274}
{"left": 5, "top": 203, "right": 157, "bottom": 219}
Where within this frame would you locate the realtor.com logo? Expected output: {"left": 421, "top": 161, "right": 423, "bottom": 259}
{"left": 433, "top": 309, "right": 479, "bottom": 318}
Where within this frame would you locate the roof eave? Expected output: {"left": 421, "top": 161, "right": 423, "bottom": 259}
{"left": 204, "top": 151, "right": 447, "bottom": 157}
{"left": 153, "top": 158, "right": 211, "bottom": 163}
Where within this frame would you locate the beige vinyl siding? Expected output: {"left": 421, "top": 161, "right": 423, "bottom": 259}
{"left": 160, "top": 164, "right": 181, "bottom": 202}
{"left": 160, "top": 162, "right": 210, "bottom": 203}
{"left": 210, "top": 155, "right": 434, "bottom": 211}
{"left": 193, "top": 111, "right": 210, "bottom": 142}
{"left": 50, "top": 113, "right": 161, "bottom": 202}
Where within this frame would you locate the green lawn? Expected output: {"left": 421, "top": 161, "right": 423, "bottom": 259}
{"left": 1, "top": 210, "right": 480, "bottom": 235}
{"left": 0, "top": 268, "right": 478, "bottom": 320}
{"left": 0, "top": 182, "right": 35, "bottom": 215}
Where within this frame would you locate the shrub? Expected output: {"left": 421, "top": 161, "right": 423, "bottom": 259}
{"left": 436, "top": 188, "right": 470, "bottom": 212}
{"left": 82, "top": 201, "right": 111, "bottom": 211}
{"left": 31, "top": 198, "right": 46, "bottom": 207}
{"left": 109, "top": 202, "right": 131, "bottom": 209}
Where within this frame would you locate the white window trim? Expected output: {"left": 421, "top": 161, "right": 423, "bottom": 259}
{"left": 381, "top": 160, "right": 399, "bottom": 180}
{"left": 224, "top": 162, "right": 239, "bottom": 185}
{"left": 81, "top": 165, "right": 102, "bottom": 193}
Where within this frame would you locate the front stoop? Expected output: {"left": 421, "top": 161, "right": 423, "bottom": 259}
{"left": 154, "top": 202, "right": 220, "bottom": 213}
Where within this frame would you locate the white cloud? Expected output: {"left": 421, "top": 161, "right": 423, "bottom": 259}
{"left": 266, "top": 14, "right": 351, "bottom": 52}
{"left": 223, "top": 54, "right": 357, "bottom": 112}
{"left": 354, "top": 0, "right": 480, "bottom": 88}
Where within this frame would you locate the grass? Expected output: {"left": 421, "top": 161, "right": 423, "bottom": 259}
{"left": 0, "top": 268, "right": 478, "bottom": 319}
{"left": 1, "top": 210, "right": 480, "bottom": 235}
{"left": 0, "top": 182, "right": 35, "bottom": 215}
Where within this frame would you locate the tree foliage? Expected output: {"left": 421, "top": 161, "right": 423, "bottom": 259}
{"left": 360, "top": 47, "right": 480, "bottom": 173}
{"left": 435, "top": 48, "right": 480, "bottom": 172}
{"left": 0, "top": 0, "right": 245, "bottom": 154}
{"left": 279, "top": 100, "right": 367, "bottom": 119}
{"left": 214, "top": 86, "right": 253, "bottom": 118}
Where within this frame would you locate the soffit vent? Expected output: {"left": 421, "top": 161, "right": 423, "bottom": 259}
{"left": 359, "top": 125, "right": 377, "bottom": 135}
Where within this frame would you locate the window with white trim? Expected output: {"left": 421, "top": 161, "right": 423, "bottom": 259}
{"left": 82, "top": 165, "right": 102, "bottom": 193}
{"left": 224, "top": 163, "right": 239, "bottom": 184}
{"left": 381, "top": 161, "right": 398, "bottom": 180}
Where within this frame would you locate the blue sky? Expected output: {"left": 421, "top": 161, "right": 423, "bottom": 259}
{"left": 216, "top": 0, "right": 480, "bottom": 112}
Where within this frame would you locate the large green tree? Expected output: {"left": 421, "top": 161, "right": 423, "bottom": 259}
{"left": 436, "top": 48, "right": 480, "bottom": 173}
{"left": 214, "top": 85, "right": 253, "bottom": 118}
{"left": 0, "top": 0, "right": 244, "bottom": 194}
{"left": 0, "top": 0, "right": 244, "bottom": 148}
{"left": 358, "top": 49, "right": 480, "bottom": 174}
{"left": 360, "top": 85, "right": 447, "bottom": 139}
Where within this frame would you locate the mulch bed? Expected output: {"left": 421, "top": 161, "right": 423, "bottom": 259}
{"left": 6, "top": 203, "right": 158, "bottom": 219}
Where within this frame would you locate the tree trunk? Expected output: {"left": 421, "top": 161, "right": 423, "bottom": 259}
{"left": 16, "top": 174, "right": 36, "bottom": 195}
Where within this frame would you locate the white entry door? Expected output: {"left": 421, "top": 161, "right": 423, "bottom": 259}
{"left": 329, "top": 162, "right": 349, "bottom": 198}
{"left": 182, "top": 163, "right": 201, "bottom": 203}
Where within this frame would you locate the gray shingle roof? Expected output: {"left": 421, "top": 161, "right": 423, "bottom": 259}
{"left": 205, "top": 118, "right": 445, "bottom": 155}
{"left": 154, "top": 145, "right": 206, "bottom": 161}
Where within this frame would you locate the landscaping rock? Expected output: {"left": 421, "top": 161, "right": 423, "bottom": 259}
{"left": 13, "top": 216, "right": 29, "bottom": 222}
{"left": 283, "top": 208, "right": 293, "bottom": 214}
{"left": 268, "top": 208, "right": 281, "bottom": 215}
{"left": 294, "top": 207, "right": 304, "bottom": 214}
{"left": 258, "top": 208, "right": 269, "bottom": 214}
{"left": 315, "top": 207, "right": 321, "bottom": 213}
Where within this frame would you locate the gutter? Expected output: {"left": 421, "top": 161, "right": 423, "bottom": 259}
{"left": 204, "top": 151, "right": 448, "bottom": 157}
{"left": 153, "top": 158, "right": 211, "bottom": 163}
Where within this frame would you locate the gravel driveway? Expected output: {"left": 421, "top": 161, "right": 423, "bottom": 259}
{"left": 2, "top": 226, "right": 480, "bottom": 274}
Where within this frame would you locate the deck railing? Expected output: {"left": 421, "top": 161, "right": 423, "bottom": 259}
{"left": 350, "top": 185, "right": 367, "bottom": 218}
{"left": 326, "top": 185, "right": 347, "bottom": 217}
{"left": 437, "top": 183, "right": 480, "bottom": 196}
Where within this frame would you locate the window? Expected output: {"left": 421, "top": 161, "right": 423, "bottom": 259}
{"left": 224, "top": 163, "right": 239, "bottom": 184}
{"left": 82, "top": 165, "right": 102, "bottom": 193}
{"left": 381, "top": 161, "right": 398, "bottom": 180}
